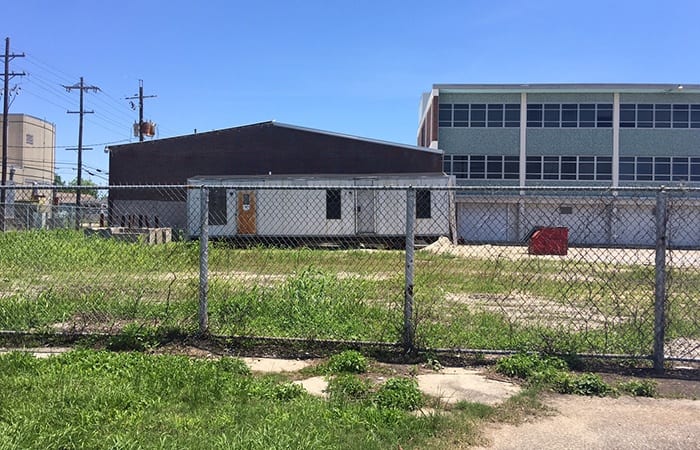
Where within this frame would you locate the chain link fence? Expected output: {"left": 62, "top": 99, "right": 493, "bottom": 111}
{"left": 0, "top": 184, "right": 698, "bottom": 368}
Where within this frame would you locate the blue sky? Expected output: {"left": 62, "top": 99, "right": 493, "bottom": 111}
{"left": 5, "top": 0, "right": 700, "bottom": 184}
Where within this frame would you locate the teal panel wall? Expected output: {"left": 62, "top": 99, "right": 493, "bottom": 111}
{"left": 439, "top": 93, "right": 521, "bottom": 103}
{"left": 526, "top": 129, "right": 612, "bottom": 155}
{"left": 439, "top": 128, "right": 519, "bottom": 155}
{"left": 620, "top": 129, "right": 700, "bottom": 156}
{"left": 527, "top": 93, "right": 613, "bottom": 103}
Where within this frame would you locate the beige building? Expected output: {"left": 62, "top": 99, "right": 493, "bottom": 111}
{"left": 1, "top": 113, "right": 56, "bottom": 185}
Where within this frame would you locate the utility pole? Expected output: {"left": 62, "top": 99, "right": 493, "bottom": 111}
{"left": 126, "top": 79, "right": 156, "bottom": 142}
{"left": 63, "top": 77, "right": 99, "bottom": 212}
{"left": 1, "top": 37, "right": 25, "bottom": 231}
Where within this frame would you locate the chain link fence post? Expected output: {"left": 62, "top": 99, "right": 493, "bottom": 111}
{"left": 653, "top": 188, "right": 668, "bottom": 373}
{"left": 403, "top": 187, "right": 416, "bottom": 354}
{"left": 199, "top": 186, "right": 209, "bottom": 335}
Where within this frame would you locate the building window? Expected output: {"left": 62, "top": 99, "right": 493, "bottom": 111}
{"left": 620, "top": 157, "right": 635, "bottom": 180}
{"left": 596, "top": 156, "right": 612, "bottom": 181}
{"left": 527, "top": 104, "right": 543, "bottom": 127}
{"left": 637, "top": 104, "right": 653, "bottom": 128}
{"left": 453, "top": 104, "right": 469, "bottom": 127}
{"left": 620, "top": 104, "right": 636, "bottom": 128}
{"left": 561, "top": 104, "right": 578, "bottom": 127}
{"left": 25, "top": 134, "right": 34, "bottom": 145}
{"left": 579, "top": 104, "right": 596, "bottom": 127}
{"left": 438, "top": 104, "right": 452, "bottom": 127}
{"left": 505, "top": 104, "right": 520, "bottom": 127}
{"left": 416, "top": 189, "right": 431, "bottom": 219}
{"left": 596, "top": 104, "right": 613, "bottom": 127}
{"left": 691, "top": 105, "right": 700, "bottom": 128}
{"left": 470, "top": 104, "right": 486, "bottom": 127}
{"left": 672, "top": 157, "right": 689, "bottom": 181}
{"left": 326, "top": 189, "right": 341, "bottom": 220}
{"left": 544, "top": 104, "right": 561, "bottom": 128}
{"left": 487, "top": 155, "right": 503, "bottom": 179}
{"left": 655, "top": 104, "right": 671, "bottom": 128}
{"left": 561, "top": 156, "right": 577, "bottom": 180}
{"left": 672, "top": 104, "right": 689, "bottom": 128}
{"left": 504, "top": 156, "right": 519, "bottom": 179}
{"left": 453, "top": 155, "right": 468, "bottom": 179}
{"left": 469, "top": 155, "right": 485, "bottom": 178}
{"left": 487, "top": 104, "right": 504, "bottom": 127}
{"left": 526, "top": 156, "right": 542, "bottom": 180}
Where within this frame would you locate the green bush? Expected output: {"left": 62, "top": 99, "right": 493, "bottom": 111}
{"left": 272, "top": 382, "right": 306, "bottom": 401}
{"left": 327, "top": 374, "right": 372, "bottom": 403}
{"left": 326, "top": 350, "right": 368, "bottom": 374}
{"left": 495, "top": 353, "right": 568, "bottom": 383}
{"left": 619, "top": 379, "right": 657, "bottom": 397}
{"left": 554, "top": 373, "right": 611, "bottom": 396}
{"left": 216, "top": 356, "right": 251, "bottom": 376}
{"left": 374, "top": 377, "right": 423, "bottom": 411}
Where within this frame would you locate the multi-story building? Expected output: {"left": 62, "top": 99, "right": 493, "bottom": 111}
{"left": 0, "top": 113, "right": 56, "bottom": 185}
{"left": 418, "top": 84, "right": 700, "bottom": 247}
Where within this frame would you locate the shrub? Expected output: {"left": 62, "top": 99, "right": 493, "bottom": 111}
{"left": 216, "top": 356, "right": 251, "bottom": 376}
{"left": 272, "top": 382, "right": 306, "bottom": 401}
{"left": 327, "top": 374, "right": 372, "bottom": 403}
{"left": 554, "top": 373, "right": 611, "bottom": 396}
{"left": 374, "top": 377, "right": 423, "bottom": 411}
{"left": 495, "top": 353, "right": 567, "bottom": 383}
{"left": 619, "top": 379, "right": 657, "bottom": 397}
{"left": 326, "top": 350, "right": 368, "bottom": 374}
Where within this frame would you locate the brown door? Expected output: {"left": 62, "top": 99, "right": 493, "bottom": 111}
{"left": 237, "top": 191, "right": 256, "bottom": 235}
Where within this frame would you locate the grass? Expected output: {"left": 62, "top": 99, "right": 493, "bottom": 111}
{"left": 0, "top": 350, "right": 499, "bottom": 450}
{"left": 1, "top": 229, "right": 698, "bottom": 358}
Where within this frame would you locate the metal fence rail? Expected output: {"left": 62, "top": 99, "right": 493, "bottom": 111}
{"left": 0, "top": 184, "right": 698, "bottom": 369}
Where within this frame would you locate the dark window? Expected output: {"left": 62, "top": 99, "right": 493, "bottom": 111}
{"left": 579, "top": 104, "right": 596, "bottom": 127}
{"left": 691, "top": 157, "right": 700, "bottom": 181}
{"left": 620, "top": 104, "right": 636, "bottom": 128}
{"left": 527, "top": 104, "right": 543, "bottom": 127}
{"left": 505, "top": 104, "right": 520, "bottom": 127}
{"left": 579, "top": 156, "right": 595, "bottom": 180}
{"left": 453, "top": 155, "right": 468, "bottom": 178}
{"left": 544, "top": 104, "right": 560, "bottom": 127}
{"left": 443, "top": 156, "right": 451, "bottom": 174}
{"left": 470, "top": 155, "right": 485, "bottom": 178}
{"left": 208, "top": 188, "right": 227, "bottom": 226}
{"left": 620, "top": 157, "right": 635, "bottom": 181}
{"left": 637, "top": 104, "right": 653, "bottom": 128}
{"left": 26, "top": 134, "right": 34, "bottom": 145}
{"left": 672, "top": 104, "right": 689, "bottom": 128}
{"left": 504, "top": 156, "right": 519, "bottom": 179}
{"left": 470, "top": 104, "right": 486, "bottom": 127}
{"left": 326, "top": 189, "right": 341, "bottom": 220}
{"left": 672, "top": 157, "right": 689, "bottom": 181}
{"left": 543, "top": 156, "right": 559, "bottom": 180}
{"left": 655, "top": 104, "right": 671, "bottom": 128}
{"left": 596, "top": 104, "right": 613, "bottom": 127}
{"left": 526, "top": 156, "right": 542, "bottom": 180}
{"left": 637, "top": 157, "right": 653, "bottom": 181}
{"left": 561, "top": 104, "right": 578, "bottom": 127}
{"left": 487, "top": 104, "right": 504, "bottom": 127}
{"left": 487, "top": 155, "right": 503, "bottom": 179}
{"left": 691, "top": 105, "right": 700, "bottom": 128}
{"left": 654, "top": 157, "right": 671, "bottom": 181}
{"left": 416, "top": 189, "right": 431, "bottom": 219}
{"left": 561, "top": 156, "right": 577, "bottom": 180}
{"left": 438, "top": 104, "right": 452, "bottom": 127}
{"left": 453, "top": 104, "right": 469, "bottom": 127}
{"left": 596, "top": 156, "right": 612, "bottom": 181}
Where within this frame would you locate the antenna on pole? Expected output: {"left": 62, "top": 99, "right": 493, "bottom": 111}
{"left": 126, "top": 79, "right": 157, "bottom": 142}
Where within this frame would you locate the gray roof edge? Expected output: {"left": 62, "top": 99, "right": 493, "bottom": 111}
{"left": 107, "top": 120, "right": 442, "bottom": 155}
{"left": 432, "top": 83, "right": 700, "bottom": 93}
{"left": 269, "top": 121, "right": 442, "bottom": 154}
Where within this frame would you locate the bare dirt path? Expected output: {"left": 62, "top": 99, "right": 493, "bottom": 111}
{"left": 475, "top": 394, "right": 700, "bottom": 449}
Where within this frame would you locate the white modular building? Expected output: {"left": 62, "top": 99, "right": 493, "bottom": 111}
{"left": 186, "top": 174, "right": 456, "bottom": 244}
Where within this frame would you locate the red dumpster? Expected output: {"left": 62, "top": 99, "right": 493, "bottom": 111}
{"left": 528, "top": 227, "right": 568, "bottom": 256}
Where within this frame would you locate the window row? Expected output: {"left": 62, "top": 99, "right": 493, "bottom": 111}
{"left": 527, "top": 104, "right": 613, "bottom": 128}
{"left": 526, "top": 156, "right": 612, "bottom": 181}
{"left": 619, "top": 156, "right": 700, "bottom": 182}
{"left": 439, "top": 104, "right": 520, "bottom": 128}
{"left": 443, "top": 155, "right": 520, "bottom": 180}
{"left": 620, "top": 104, "right": 700, "bottom": 128}
{"left": 326, "top": 189, "right": 432, "bottom": 219}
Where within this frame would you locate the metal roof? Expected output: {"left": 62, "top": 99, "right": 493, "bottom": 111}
{"left": 432, "top": 83, "right": 700, "bottom": 94}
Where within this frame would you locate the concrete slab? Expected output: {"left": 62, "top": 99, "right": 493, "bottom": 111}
{"left": 0, "top": 347, "right": 71, "bottom": 359}
{"left": 294, "top": 376, "right": 328, "bottom": 398}
{"left": 240, "top": 357, "right": 313, "bottom": 373}
{"left": 417, "top": 370, "right": 520, "bottom": 406}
